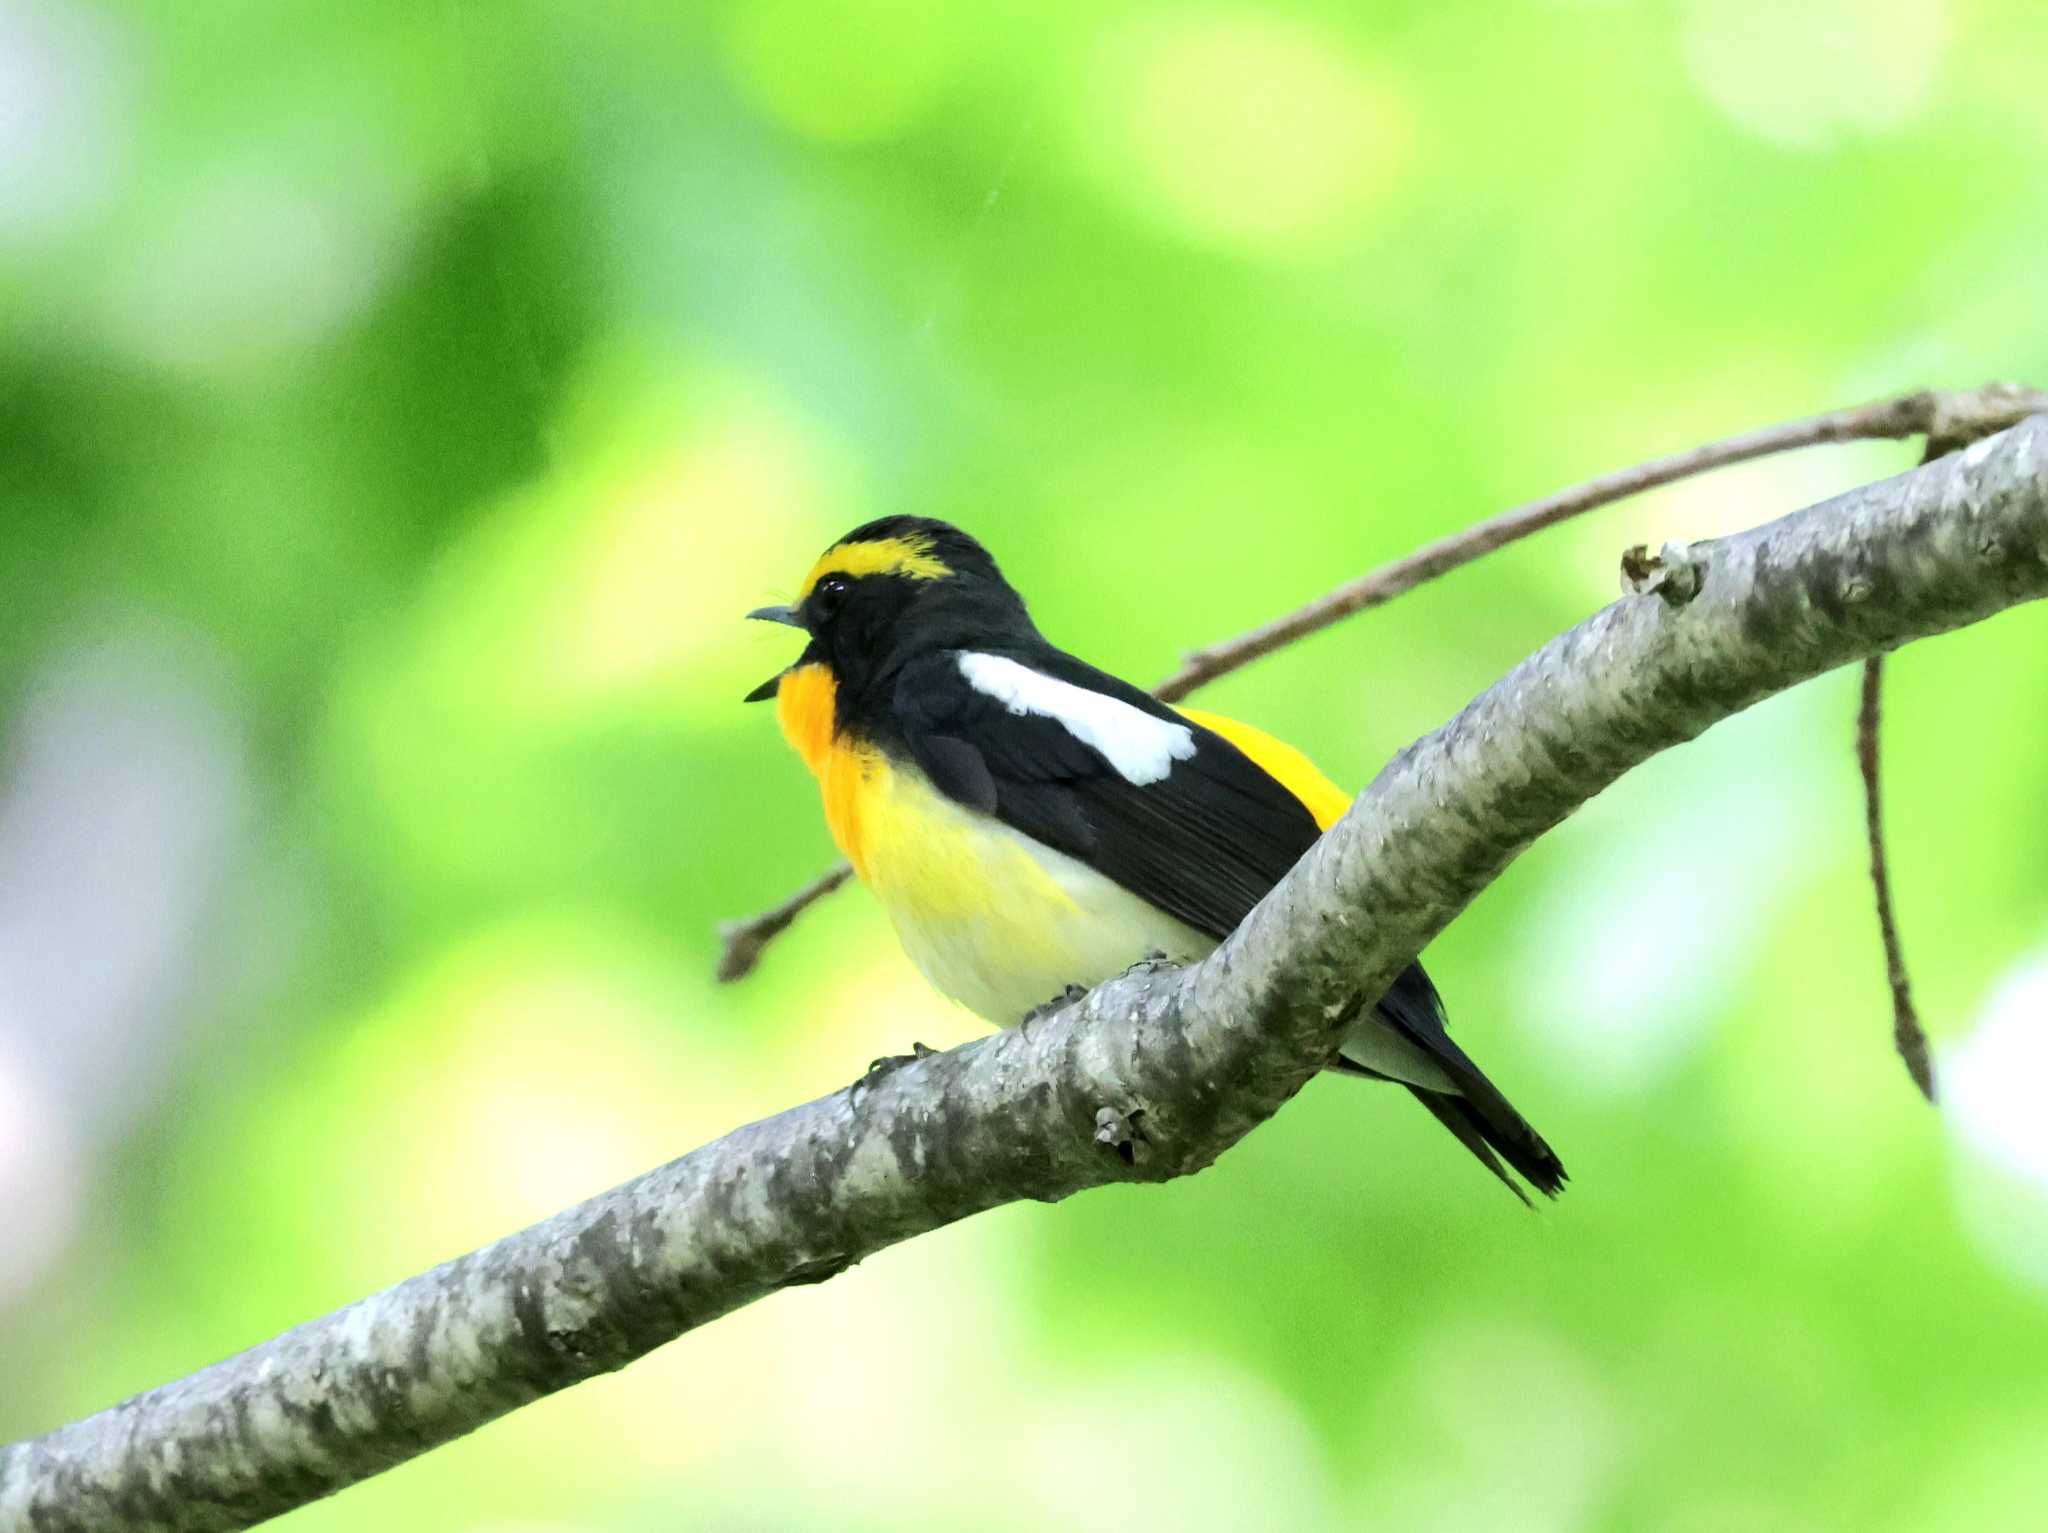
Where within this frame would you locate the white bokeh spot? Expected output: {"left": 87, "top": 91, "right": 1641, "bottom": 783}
{"left": 1679, "top": 0, "right": 1951, "bottom": 149}
{"left": 1944, "top": 949, "right": 2048, "bottom": 1291}
{"left": 0, "top": 0, "right": 131, "bottom": 247}
{"left": 1509, "top": 684, "right": 1833, "bottom": 1096}
{"left": 1946, "top": 952, "right": 2048, "bottom": 1188}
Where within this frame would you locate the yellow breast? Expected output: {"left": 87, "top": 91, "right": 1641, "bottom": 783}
{"left": 773, "top": 671, "right": 1342, "bottom": 1023}
{"left": 856, "top": 755, "right": 1216, "bottom": 1022}
{"left": 775, "top": 665, "right": 1212, "bottom": 1020}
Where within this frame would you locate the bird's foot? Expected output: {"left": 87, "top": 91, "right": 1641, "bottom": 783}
{"left": 1018, "top": 983, "right": 1089, "bottom": 1037}
{"left": 866, "top": 1041, "right": 937, "bottom": 1076}
{"left": 1121, "top": 948, "right": 1179, "bottom": 980}
{"left": 850, "top": 1042, "right": 935, "bottom": 1110}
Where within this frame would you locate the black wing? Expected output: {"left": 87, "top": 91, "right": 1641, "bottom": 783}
{"left": 892, "top": 646, "right": 1567, "bottom": 1201}
{"left": 890, "top": 646, "right": 1321, "bottom": 939}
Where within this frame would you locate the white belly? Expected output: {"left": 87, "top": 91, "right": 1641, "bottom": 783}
{"left": 857, "top": 758, "right": 1215, "bottom": 1025}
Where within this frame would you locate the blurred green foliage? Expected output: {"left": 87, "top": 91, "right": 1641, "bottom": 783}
{"left": 4, "top": 0, "right": 2048, "bottom": 1528}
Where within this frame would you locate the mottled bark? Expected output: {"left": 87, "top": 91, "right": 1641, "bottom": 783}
{"left": 6, "top": 417, "right": 2046, "bottom": 1533}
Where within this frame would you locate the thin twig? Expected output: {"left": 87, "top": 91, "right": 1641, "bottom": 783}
{"left": 718, "top": 382, "right": 2048, "bottom": 981}
{"left": 1849, "top": 425, "right": 1980, "bottom": 1104}
{"left": 1155, "top": 384, "right": 2047, "bottom": 699}
{"left": 1857, "top": 656, "right": 1934, "bottom": 1101}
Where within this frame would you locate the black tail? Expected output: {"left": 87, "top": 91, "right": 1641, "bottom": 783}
{"left": 1345, "top": 962, "right": 1567, "bottom": 1206}
{"left": 1405, "top": 1084, "right": 1566, "bottom": 1207}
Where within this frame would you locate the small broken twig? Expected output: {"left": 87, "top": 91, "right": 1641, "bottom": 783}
{"left": 714, "top": 864, "right": 855, "bottom": 982}
{"left": 1857, "top": 655, "right": 1934, "bottom": 1101}
{"left": 718, "top": 381, "right": 2048, "bottom": 982}
{"left": 1619, "top": 540, "right": 1705, "bottom": 606}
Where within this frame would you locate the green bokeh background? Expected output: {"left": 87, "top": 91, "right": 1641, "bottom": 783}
{"left": 5, "top": 1, "right": 2048, "bottom": 1528}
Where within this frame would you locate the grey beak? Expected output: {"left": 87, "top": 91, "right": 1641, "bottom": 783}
{"left": 746, "top": 605, "right": 807, "bottom": 702}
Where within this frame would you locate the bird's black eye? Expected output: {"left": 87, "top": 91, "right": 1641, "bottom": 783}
{"left": 810, "top": 575, "right": 851, "bottom": 622}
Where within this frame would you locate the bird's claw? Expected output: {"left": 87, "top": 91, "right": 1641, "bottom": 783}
{"left": 1121, "top": 948, "right": 1179, "bottom": 980}
{"left": 850, "top": 1042, "right": 935, "bottom": 1109}
{"left": 865, "top": 1041, "right": 936, "bottom": 1076}
{"left": 1018, "top": 983, "right": 1089, "bottom": 1037}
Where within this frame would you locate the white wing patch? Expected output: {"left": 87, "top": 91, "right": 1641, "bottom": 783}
{"left": 957, "top": 651, "right": 1196, "bottom": 786}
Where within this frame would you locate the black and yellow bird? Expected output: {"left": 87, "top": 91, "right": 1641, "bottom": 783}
{"left": 747, "top": 517, "right": 1564, "bottom": 1203}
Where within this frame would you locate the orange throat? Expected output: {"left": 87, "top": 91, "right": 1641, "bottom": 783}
{"left": 774, "top": 662, "right": 837, "bottom": 775}
{"left": 775, "top": 663, "right": 871, "bottom": 875}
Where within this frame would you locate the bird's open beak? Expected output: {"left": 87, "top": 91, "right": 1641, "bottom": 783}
{"left": 746, "top": 604, "right": 807, "bottom": 701}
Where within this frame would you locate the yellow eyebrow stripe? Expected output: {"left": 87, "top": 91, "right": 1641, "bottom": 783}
{"left": 800, "top": 536, "right": 950, "bottom": 595}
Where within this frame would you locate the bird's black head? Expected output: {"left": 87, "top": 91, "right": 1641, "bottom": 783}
{"left": 745, "top": 517, "right": 1035, "bottom": 705}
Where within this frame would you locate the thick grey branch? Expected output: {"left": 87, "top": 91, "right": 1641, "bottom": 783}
{"left": 8, "top": 417, "right": 2047, "bottom": 1533}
